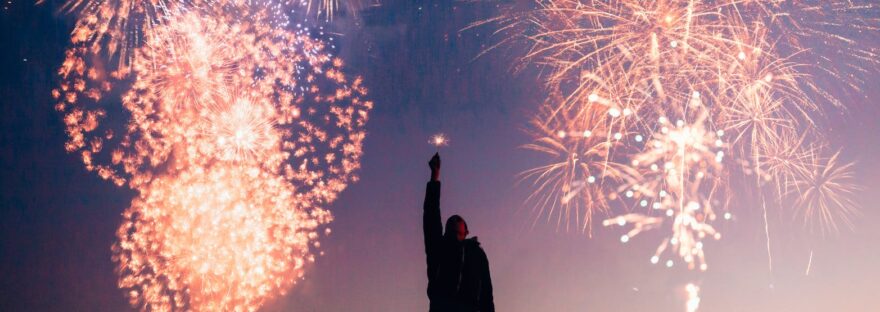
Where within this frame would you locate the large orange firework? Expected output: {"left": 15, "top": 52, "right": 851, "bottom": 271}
{"left": 52, "top": 3, "right": 371, "bottom": 310}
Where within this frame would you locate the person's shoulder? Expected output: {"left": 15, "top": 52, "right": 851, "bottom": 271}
{"left": 465, "top": 238, "right": 490, "bottom": 264}
{"left": 464, "top": 237, "right": 485, "bottom": 251}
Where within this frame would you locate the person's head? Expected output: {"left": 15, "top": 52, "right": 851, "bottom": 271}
{"left": 444, "top": 215, "right": 469, "bottom": 242}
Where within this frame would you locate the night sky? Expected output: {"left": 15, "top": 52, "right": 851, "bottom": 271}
{"left": 2, "top": 1, "right": 880, "bottom": 311}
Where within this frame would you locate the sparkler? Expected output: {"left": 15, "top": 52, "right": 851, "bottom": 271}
{"left": 53, "top": 3, "right": 372, "bottom": 310}
{"left": 429, "top": 133, "right": 448, "bottom": 151}
{"left": 494, "top": 0, "right": 870, "bottom": 274}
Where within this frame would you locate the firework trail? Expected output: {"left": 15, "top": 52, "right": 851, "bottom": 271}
{"left": 685, "top": 283, "right": 701, "bottom": 312}
{"left": 806, "top": 249, "right": 814, "bottom": 276}
{"left": 304, "top": 0, "right": 365, "bottom": 20}
{"left": 52, "top": 2, "right": 372, "bottom": 310}
{"left": 489, "top": 0, "right": 871, "bottom": 272}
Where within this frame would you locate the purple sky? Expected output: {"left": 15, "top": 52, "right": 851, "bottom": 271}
{"left": 2, "top": 1, "right": 879, "bottom": 311}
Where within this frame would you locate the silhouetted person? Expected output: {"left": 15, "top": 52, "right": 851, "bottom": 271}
{"left": 423, "top": 153, "right": 495, "bottom": 312}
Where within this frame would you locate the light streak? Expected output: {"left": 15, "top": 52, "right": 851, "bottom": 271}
{"left": 806, "top": 249, "right": 814, "bottom": 276}
{"left": 685, "top": 282, "right": 701, "bottom": 312}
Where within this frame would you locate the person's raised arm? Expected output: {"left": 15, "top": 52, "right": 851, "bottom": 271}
{"left": 423, "top": 153, "right": 443, "bottom": 275}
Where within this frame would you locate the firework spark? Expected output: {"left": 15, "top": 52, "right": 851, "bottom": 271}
{"left": 53, "top": 4, "right": 372, "bottom": 310}
{"left": 494, "top": 0, "right": 870, "bottom": 270}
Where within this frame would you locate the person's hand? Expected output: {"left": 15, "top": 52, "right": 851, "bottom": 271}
{"left": 429, "top": 153, "right": 441, "bottom": 181}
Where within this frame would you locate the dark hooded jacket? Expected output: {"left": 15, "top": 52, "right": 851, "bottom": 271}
{"left": 423, "top": 181, "right": 495, "bottom": 312}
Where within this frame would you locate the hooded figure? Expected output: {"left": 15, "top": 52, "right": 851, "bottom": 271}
{"left": 423, "top": 153, "right": 494, "bottom": 312}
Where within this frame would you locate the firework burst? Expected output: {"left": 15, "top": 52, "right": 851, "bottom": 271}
{"left": 52, "top": 3, "right": 372, "bottom": 310}
{"left": 491, "top": 0, "right": 871, "bottom": 273}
